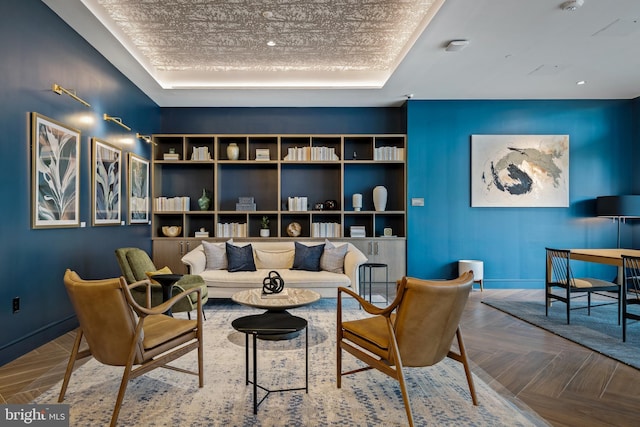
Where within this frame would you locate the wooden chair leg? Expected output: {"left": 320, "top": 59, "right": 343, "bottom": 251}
{"left": 58, "top": 328, "right": 84, "bottom": 402}
{"left": 456, "top": 328, "right": 478, "bottom": 406}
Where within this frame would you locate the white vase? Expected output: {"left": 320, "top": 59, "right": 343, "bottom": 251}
{"left": 373, "top": 186, "right": 387, "bottom": 211}
{"left": 227, "top": 143, "right": 239, "bottom": 160}
{"left": 352, "top": 193, "right": 363, "bottom": 211}
{"left": 260, "top": 229, "right": 270, "bottom": 237}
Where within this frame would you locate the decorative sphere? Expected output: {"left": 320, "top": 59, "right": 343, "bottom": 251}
{"left": 286, "top": 222, "right": 302, "bottom": 237}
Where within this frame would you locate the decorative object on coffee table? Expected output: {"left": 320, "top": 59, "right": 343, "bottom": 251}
{"left": 262, "top": 270, "right": 285, "bottom": 295}
{"left": 198, "top": 188, "right": 211, "bottom": 210}
{"left": 373, "top": 185, "right": 387, "bottom": 211}
{"left": 287, "top": 222, "right": 302, "bottom": 237}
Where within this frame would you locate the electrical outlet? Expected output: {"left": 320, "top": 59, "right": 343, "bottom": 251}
{"left": 12, "top": 297, "right": 20, "bottom": 313}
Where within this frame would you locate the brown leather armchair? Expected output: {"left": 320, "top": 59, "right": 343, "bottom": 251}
{"left": 337, "top": 273, "right": 477, "bottom": 427}
{"left": 59, "top": 270, "right": 204, "bottom": 427}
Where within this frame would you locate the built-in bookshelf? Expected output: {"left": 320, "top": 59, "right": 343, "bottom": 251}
{"left": 151, "top": 133, "right": 406, "bottom": 275}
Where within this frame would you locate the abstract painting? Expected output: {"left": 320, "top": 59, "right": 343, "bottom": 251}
{"left": 471, "top": 135, "right": 569, "bottom": 207}
{"left": 31, "top": 113, "right": 81, "bottom": 228}
{"left": 92, "top": 138, "right": 121, "bottom": 225}
{"left": 128, "top": 153, "right": 149, "bottom": 224}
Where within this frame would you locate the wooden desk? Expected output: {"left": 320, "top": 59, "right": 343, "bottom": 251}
{"left": 569, "top": 249, "right": 640, "bottom": 285}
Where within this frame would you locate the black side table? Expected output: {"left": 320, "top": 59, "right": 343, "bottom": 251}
{"left": 359, "top": 263, "right": 389, "bottom": 304}
{"left": 150, "top": 273, "right": 183, "bottom": 316}
{"left": 231, "top": 311, "right": 308, "bottom": 414}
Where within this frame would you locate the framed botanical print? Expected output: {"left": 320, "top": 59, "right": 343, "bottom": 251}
{"left": 92, "top": 138, "right": 121, "bottom": 225}
{"left": 128, "top": 153, "right": 149, "bottom": 224}
{"left": 31, "top": 112, "right": 81, "bottom": 228}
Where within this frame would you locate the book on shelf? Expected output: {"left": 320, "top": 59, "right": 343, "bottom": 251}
{"left": 350, "top": 225, "right": 366, "bottom": 238}
{"left": 154, "top": 196, "right": 190, "bottom": 211}
{"left": 191, "top": 146, "right": 211, "bottom": 161}
{"left": 311, "top": 222, "right": 341, "bottom": 238}
{"left": 283, "top": 146, "right": 339, "bottom": 161}
{"left": 216, "top": 222, "right": 247, "bottom": 237}
{"left": 374, "top": 146, "right": 404, "bottom": 161}
{"left": 163, "top": 153, "right": 180, "bottom": 161}
{"left": 287, "top": 196, "right": 308, "bottom": 211}
{"left": 255, "top": 148, "right": 270, "bottom": 161}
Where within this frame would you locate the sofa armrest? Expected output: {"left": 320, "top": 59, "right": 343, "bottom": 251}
{"left": 181, "top": 244, "right": 206, "bottom": 274}
{"left": 344, "top": 243, "right": 368, "bottom": 294}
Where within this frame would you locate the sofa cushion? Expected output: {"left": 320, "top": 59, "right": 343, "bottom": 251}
{"left": 203, "top": 240, "right": 229, "bottom": 270}
{"left": 226, "top": 242, "right": 256, "bottom": 272}
{"left": 292, "top": 242, "right": 325, "bottom": 272}
{"left": 320, "top": 240, "right": 348, "bottom": 274}
{"left": 254, "top": 249, "right": 295, "bottom": 269}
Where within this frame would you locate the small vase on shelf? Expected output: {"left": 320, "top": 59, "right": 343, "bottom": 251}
{"left": 373, "top": 185, "right": 387, "bottom": 211}
{"left": 227, "top": 143, "right": 239, "bottom": 160}
{"left": 198, "top": 189, "right": 211, "bottom": 211}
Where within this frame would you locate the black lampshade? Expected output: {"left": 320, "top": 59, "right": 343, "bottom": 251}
{"left": 596, "top": 195, "right": 640, "bottom": 218}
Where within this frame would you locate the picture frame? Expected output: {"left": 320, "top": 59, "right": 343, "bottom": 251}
{"left": 128, "top": 152, "right": 149, "bottom": 224}
{"left": 471, "top": 134, "right": 569, "bottom": 207}
{"left": 92, "top": 138, "right": 121, "bottom": 225}
{"left": 31, "top": 112, "right": 81, "bottom": 229}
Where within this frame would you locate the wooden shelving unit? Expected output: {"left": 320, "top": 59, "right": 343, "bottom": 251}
{"left": 151, "top": 133, "right": 406, "bottom": 275}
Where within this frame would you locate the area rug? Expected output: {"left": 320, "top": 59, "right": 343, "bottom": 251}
{"left": 482, "top": 299, "right": 640, "bottom": 370}
{"left": 37, "top": 299, "right": 548, "bottom": 426}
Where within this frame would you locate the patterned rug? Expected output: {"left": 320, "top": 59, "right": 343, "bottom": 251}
{"left": 482, "top": 298, "right": 640, "bottom": 370}
{"left": 37, "top": 299, "right": 548, "bottom": 426}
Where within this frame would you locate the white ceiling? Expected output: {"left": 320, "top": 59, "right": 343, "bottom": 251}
{"left": 43, "top": 0, "right": 640, "bottom": 107}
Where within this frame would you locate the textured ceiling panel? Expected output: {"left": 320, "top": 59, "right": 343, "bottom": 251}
{"left": 93, "top": 0, "right": 437, "bottom": 74}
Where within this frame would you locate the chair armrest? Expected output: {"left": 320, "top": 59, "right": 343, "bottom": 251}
{"left": 181, "top": 244, "right": 206, "bottom": 274}
{"left": 125, "top": 279, "right": 202, "bottom": 317}
{"left": 344, "top": 243, "right": 368, "bottom": 293}
{"left": 338, "top": 286, "right": 401, "bottom": 317}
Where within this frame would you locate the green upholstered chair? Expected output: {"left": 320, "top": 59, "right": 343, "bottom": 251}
{"left": 115, "top": 247, "right": 208, "bottom": 319}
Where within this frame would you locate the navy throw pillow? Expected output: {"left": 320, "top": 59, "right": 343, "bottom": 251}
{"left": 291, "top": 242, "right": 325, "bottom": 271}
{"left": 226, "top": 243, "right": 256, "bottom": 272}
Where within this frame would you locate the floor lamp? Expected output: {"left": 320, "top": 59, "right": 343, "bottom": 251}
{"left": 596, "top": 195, "right": 640, "bottom": 248}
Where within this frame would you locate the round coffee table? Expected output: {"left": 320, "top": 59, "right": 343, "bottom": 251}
{"left": 231, "top": 288, "right": 321, "bottom": 312}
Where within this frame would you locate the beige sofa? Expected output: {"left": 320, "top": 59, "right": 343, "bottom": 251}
{"left": 181, "top": 240, "right": 368, "bottom": 298}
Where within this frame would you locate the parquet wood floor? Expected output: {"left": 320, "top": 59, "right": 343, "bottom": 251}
{"left": 1, "top": 289, "right": 638, "bottom": 426}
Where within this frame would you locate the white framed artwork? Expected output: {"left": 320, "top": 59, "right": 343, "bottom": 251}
{"left": 471, "top": 134, "right": 569, "bottom": 207}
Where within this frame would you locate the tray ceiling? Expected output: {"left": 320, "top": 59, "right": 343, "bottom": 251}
{"left": 42, "top": 0, "right": 640, "bottom": 107}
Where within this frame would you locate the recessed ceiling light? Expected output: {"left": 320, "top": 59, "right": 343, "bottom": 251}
{"left": 267, "top": 40, "right": 276, "bottom": 47}
{"left": 576, "top": 80, "right": 586, "bottom": 85}
{"left": 560, "top": 0, "right": 584, "bottom": 11}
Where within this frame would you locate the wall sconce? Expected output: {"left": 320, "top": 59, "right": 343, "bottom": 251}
{"left": 103, "top": 113, "right": 131, "bottom": 131}
{"left": 136, "top": 133, "right": 155, "bottom": 145}
{"left": 52, "top": 83, "right": 91, "bottom": 107}
{"left": 596, "top": 195, "right": 640, "bottom": 248}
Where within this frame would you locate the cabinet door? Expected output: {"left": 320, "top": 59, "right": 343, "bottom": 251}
{"left": 351, "top": 239, "right": 406, "bottom": 284}
{"left": 374, "top": 239, "right": 406, "bottom": 283}
{"left": 153, "top": 240, "right": 194, "bottom": 274}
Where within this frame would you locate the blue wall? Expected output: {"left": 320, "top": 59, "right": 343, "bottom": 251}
{"left": 0, "top": 0, "right": 159, "bottom": 364}
{"left": 160, "top": 107, "right": 406, "bottom": 134}
{"left": 406, "top": 100, "right": 636, "bottom": 287}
